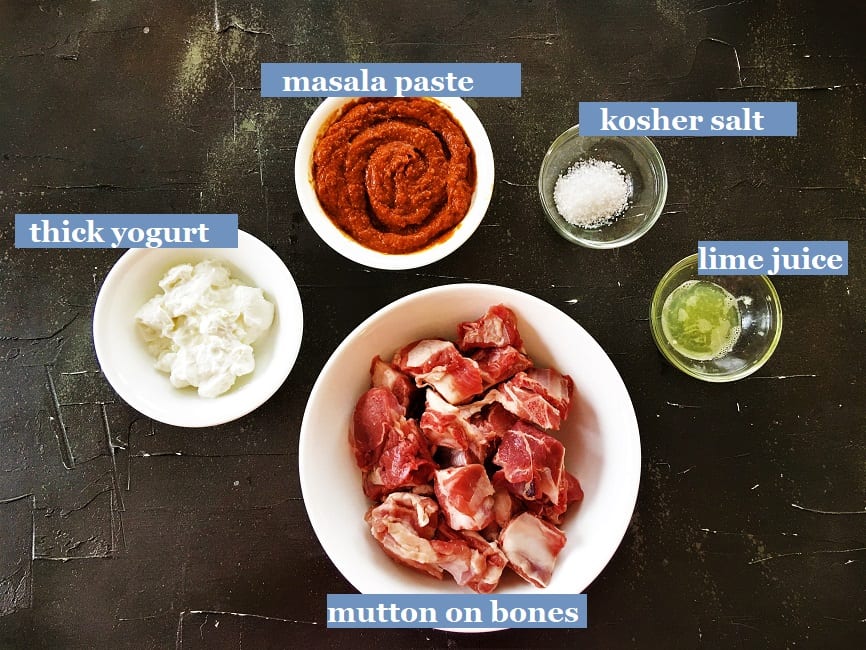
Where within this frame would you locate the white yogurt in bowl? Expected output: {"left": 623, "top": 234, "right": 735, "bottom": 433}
{"left": 135, "top": 260, "right": 275, "bottom": 398}
{"left": 93, "top": 230, "right": 303, "bottom": 427}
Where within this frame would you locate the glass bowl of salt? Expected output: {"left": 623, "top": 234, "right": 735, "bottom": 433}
{"left": 538, "top": 124, "right": 667, "bottom": 248}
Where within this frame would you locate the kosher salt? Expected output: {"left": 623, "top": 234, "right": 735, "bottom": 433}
{"left": 553, "top": 159, "right": 633, "bottom": 228}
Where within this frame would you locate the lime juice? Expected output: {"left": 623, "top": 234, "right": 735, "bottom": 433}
{"left": 661, "top": 280, "right": 741, "bottom": 361}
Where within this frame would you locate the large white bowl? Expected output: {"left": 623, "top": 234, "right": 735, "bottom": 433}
{"left": 299, "top": 284, "right": 641, "bottom": 606}
{"left": 294, "top": 97, "right": 495, "bottom": 270}
{"left": 93, "top": 230, "right": 303, "bottom": 427}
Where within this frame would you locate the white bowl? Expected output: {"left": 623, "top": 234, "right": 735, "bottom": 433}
{"left": 93, "top": 230, "right": 303, "bottom": 428}
{"left": 299, "top": 284, "right": 641, "bottom": 606}
{"left": 294, "top": 97, "right": 494, "bottom": 270}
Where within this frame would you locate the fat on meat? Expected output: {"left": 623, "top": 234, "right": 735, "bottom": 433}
{"left": 456, "top": 304, "right": 524, "bottom": 352}
{"left": 489, "top": 469, "right": 522, "bottom": 530}
{"left": 490, "top": 368, "right": 574, "bottom": 431}
{"left": 432, "top": 526, "right": 508, "bottom": 593}
{"left": 370, "top": 355, "right": 417, "bottom": 410}
{"left": 523, "top": 469, "right": 584, "bottom": 525}
{"left": 393, "top": 339, "right": 484, "bottom": 405}
{"left": 492, "top": 421, "right": 565, "bottom": 505}
{"left": 470, "top": 403, "right": 517, "bottom": 449}
{"left": 499, "top": 512, "right": 567, "bottom": 588}
{"left": 433, "top": 465, "right": 495, "bottom": 531}
{"left": 419, "top": 390, "right": 498, "bottom": 465}
{"left": 366, "top": 493, "right": 443, "bottom": 579}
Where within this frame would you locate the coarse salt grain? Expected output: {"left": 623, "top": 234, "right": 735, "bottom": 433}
{"left": 553, "top": 159, "right": 633, "bottom": 228}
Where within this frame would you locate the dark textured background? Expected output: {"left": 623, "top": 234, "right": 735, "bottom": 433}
{"left": 1, "top": 1, "right": 864, "bottom": 648}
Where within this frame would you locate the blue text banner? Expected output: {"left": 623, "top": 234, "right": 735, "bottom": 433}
{"left": 326, "top": 593, "right": 587, "bottom": 629}
{"left": 579, "top": 102, "right": 797, "bottom": 136}
{"left": 261, "top": 63, "right": 521, "bottom": 97}
{"left": 15, "top": 214, "right": 238, "bottom": 249}
{"left": 698, "top": 241, "right": 847, "bottom": 275}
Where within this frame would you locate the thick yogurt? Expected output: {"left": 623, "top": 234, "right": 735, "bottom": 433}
{"left": 135, "top": 260, "right": 275, "bottom": 397}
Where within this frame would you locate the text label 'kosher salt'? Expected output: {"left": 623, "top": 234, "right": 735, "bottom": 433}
{"left": 579, "top": 102, "right": 797, "bottom": 136}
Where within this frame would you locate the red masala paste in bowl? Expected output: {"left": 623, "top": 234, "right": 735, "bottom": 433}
{"left": 312, "top": 98, "right": 476, "bottom": 254}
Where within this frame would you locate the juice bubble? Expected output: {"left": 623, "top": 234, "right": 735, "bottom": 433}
{"left": 661, "top": 280, "right": 742, "bottom": 361}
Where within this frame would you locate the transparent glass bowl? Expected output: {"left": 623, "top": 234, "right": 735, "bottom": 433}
{"left": 538, "top": 124, "right": 667, "bottom": 248}
{"left": 650, "top": 254, "right": 783, "bottom": 382}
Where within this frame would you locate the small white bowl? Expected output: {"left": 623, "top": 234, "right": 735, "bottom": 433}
{"left": 299, "top": 284, "right": 641, "bottom": 609}
{"left": 294, "top": 97, "right": 494, "bottom": 270}
{"left": 538, "top": 125, "right": 668, "bottom": 249}
{"left": 93, "top": 230, "right": 303, "bottom": 428}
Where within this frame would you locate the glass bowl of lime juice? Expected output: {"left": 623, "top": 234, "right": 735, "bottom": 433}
{"left": 650, "top": 254, "right": 783, "bottom": 382}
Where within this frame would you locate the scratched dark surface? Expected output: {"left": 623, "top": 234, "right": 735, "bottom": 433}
{"left": 1, "top": 1, "right": 864, "bottom": 648}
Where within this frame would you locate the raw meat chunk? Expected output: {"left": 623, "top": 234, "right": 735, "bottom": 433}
{"left": 393, "top": 339, "right": 484, "bottom": 404}
{"left": 432, "top": 527, "right": 508, "bottom": 593}
{"left": 499, "top": 512, "right": 567, "bottom": 588}
{"left": 472, "top": 345, "right": 533, "bottom": 387}
{"left": 470, "top": 402, "right": 517, "bottom": 448}
{"left": 351, "top": 387, "right": 435, "bottom": 501}
{"left": 457, "top": 304, "right": 524, "bottom": 352}
{"left": 523, "top": 469, "right": 584, "bottom": 525}
{"left": 434, "top": 465, "right": 495, "bottom": 531}
{"left": 493, "top": 421, "right": 566, "bottom": 505}
{"left": 419, "top": 390, "right": 497, "bottom": 464}
{"left": 370, "top": 355, "right": 417, "bottom": 410}
{"left": 361, "top": 416, "right": 435, "bottom": 501}
{"left": 349, "top": 386, "right": 405, "bottom": 470}
{"left": 366, "top": 493, "right": 508, "bottom": 592}
{"left": 366, "top": 493, "right": 443, "bottom": 579}
{"left": 490, "top": 368, "right": 574, "bottom": 430}
{"left": 564, "top": 470, "right": 584, "bottom": 503}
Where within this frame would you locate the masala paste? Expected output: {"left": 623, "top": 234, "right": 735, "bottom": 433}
{"left": 312, "top": 98, "right": 476, "bottom": 254}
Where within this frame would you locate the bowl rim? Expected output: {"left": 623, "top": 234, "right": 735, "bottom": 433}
{"left": 92, "top": 229, "right": 304, "bottom": 427}
{"left": 538, "top": 123, "right": 668, "bottom": 249}
{"left": 298, "top": 282, "right": 642, "bottom": 608}
{"left": 294, "top": 96, "right": 495, "bottom": 270}
{"left": 649, "top": 253, "right": 783, "bottom": 382}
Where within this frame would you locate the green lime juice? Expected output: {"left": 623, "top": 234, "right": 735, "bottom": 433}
{"left": 661, "top": 280, "right": 741, "bottom": 361}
